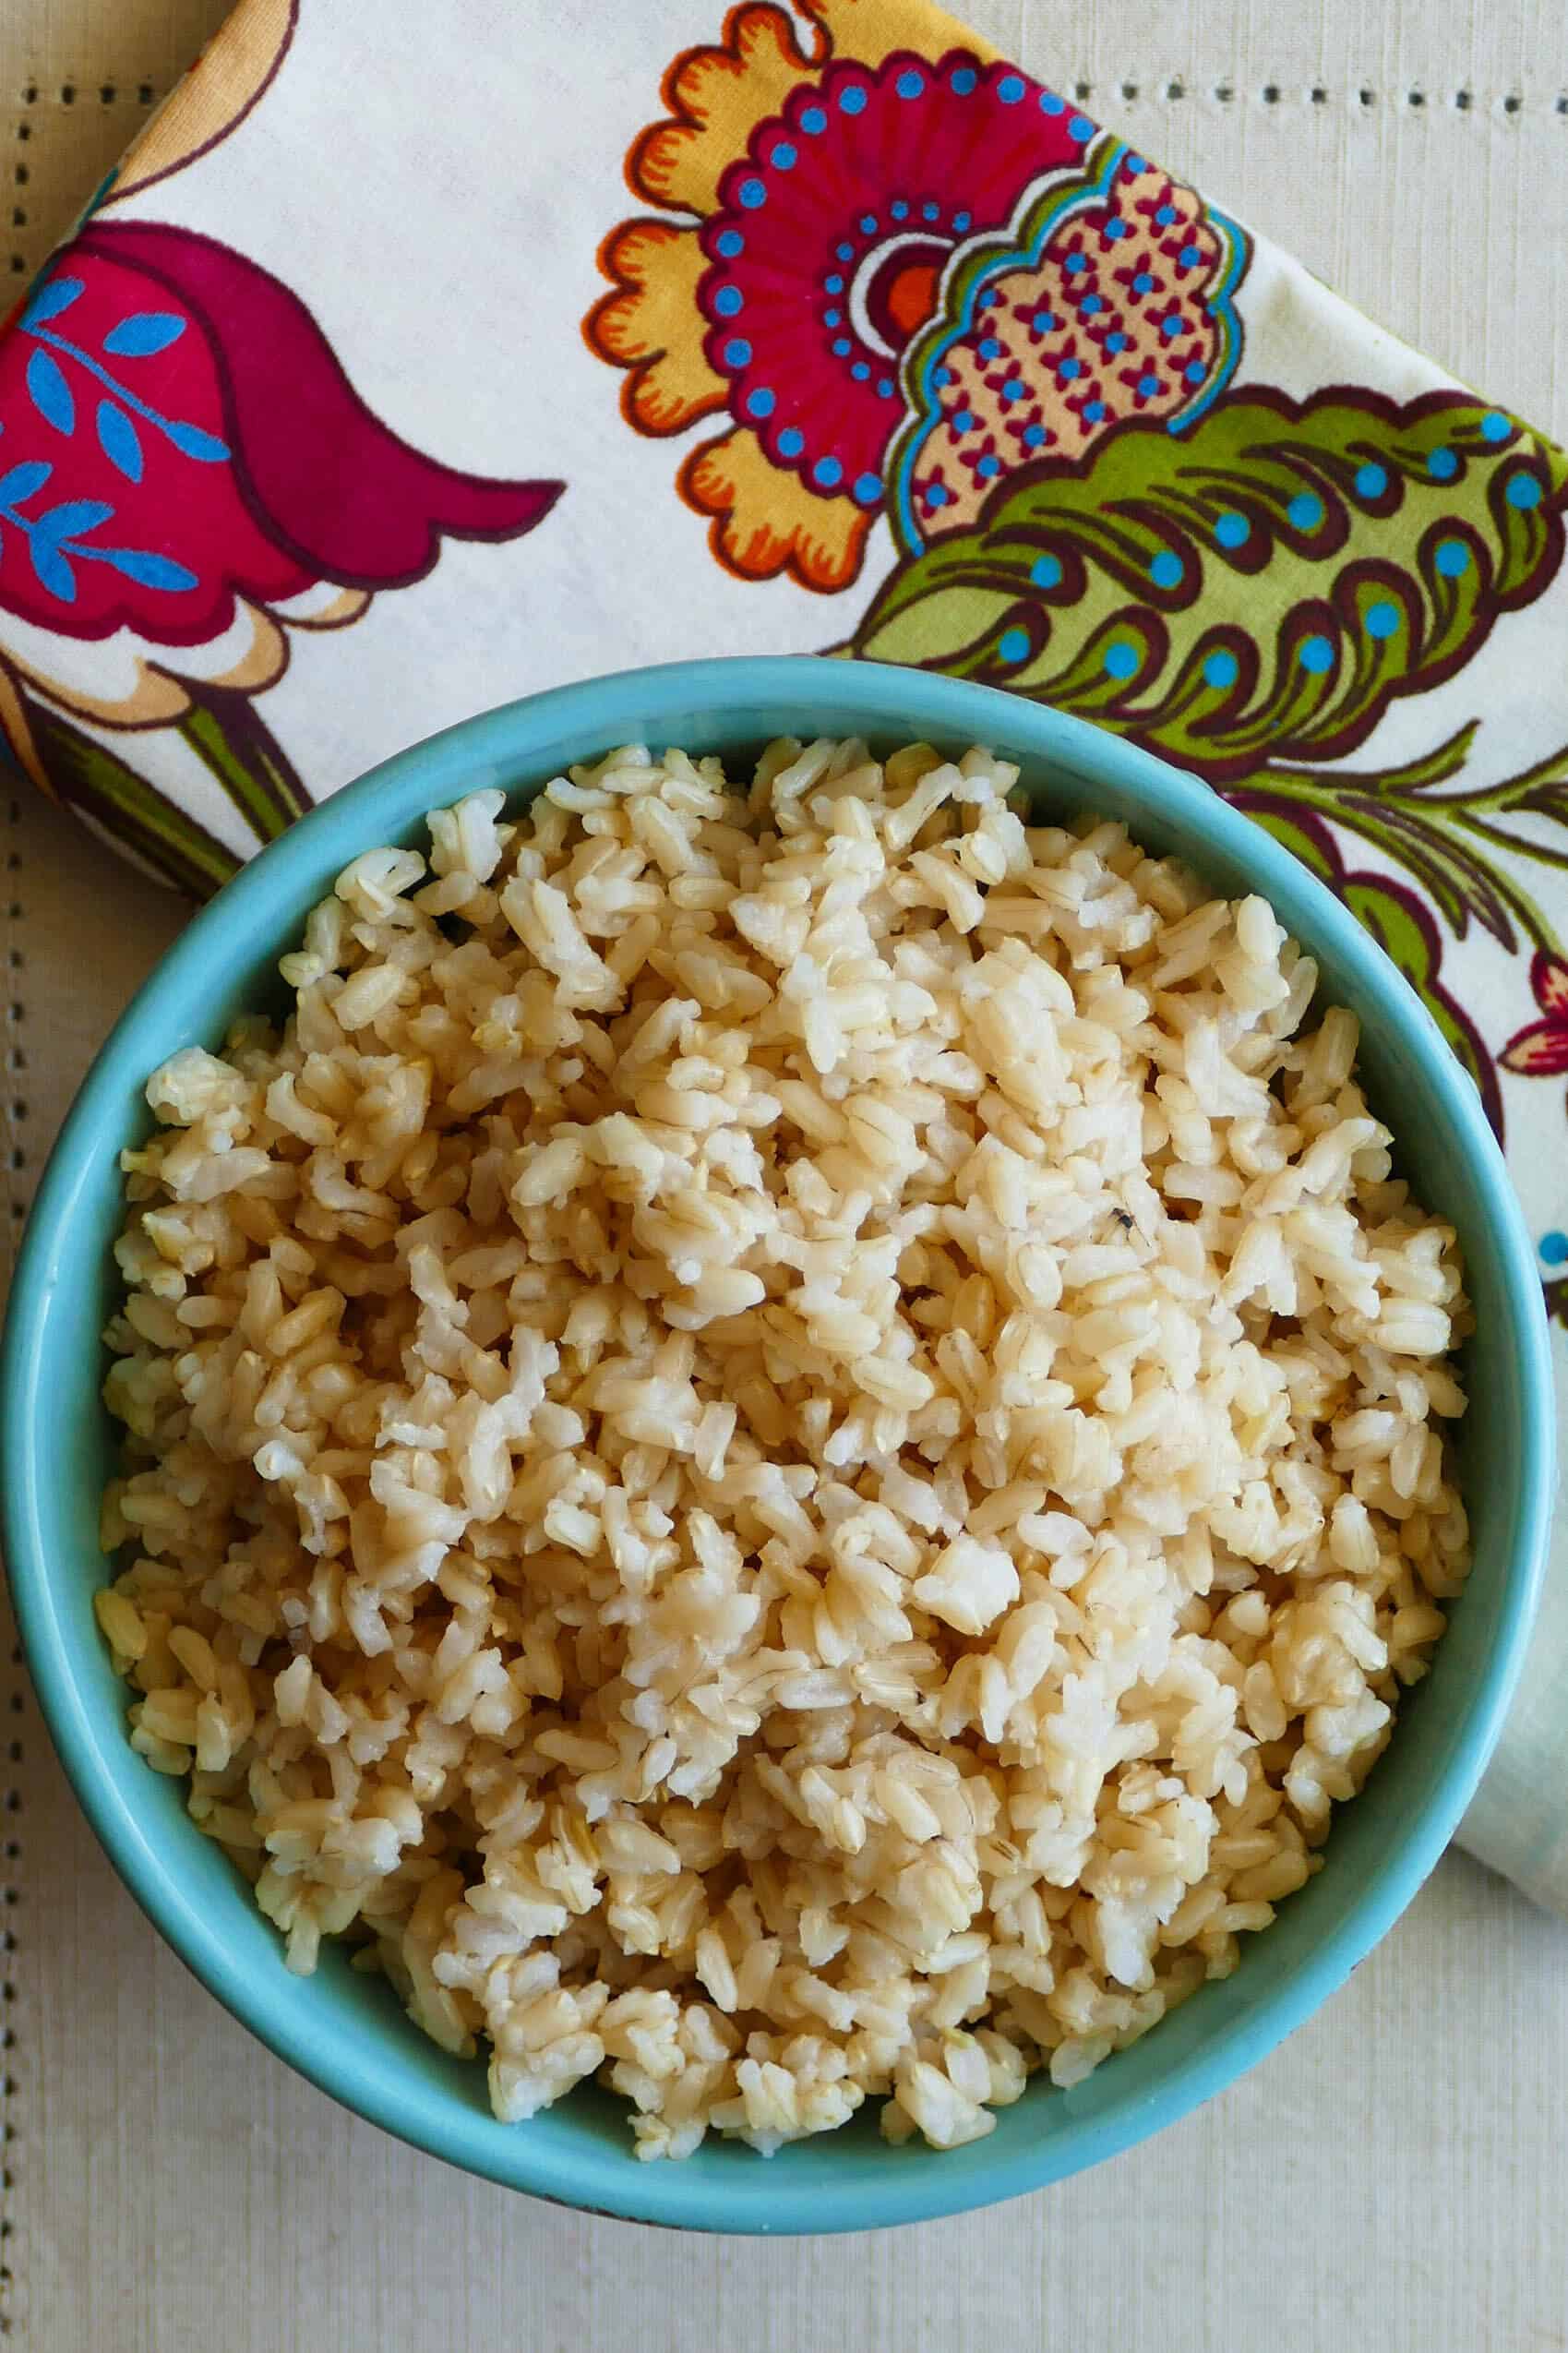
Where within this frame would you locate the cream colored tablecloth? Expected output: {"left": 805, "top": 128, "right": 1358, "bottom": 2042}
{"left": 5, "top": 6, "right": 1568, "bottom": 2347}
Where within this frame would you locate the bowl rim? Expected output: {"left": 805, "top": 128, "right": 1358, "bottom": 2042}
{"left": 2, "top": 654, "right": 1553, "bottom": 2233}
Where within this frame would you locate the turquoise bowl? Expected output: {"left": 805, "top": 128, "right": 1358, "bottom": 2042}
{"left": 2, "top": 658, "right": 1551, "bottom": 2233}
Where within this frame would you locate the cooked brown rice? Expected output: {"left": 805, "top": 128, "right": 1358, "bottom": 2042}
{"left": 97, "top": 735, "right": 1470, "bottom": 2156}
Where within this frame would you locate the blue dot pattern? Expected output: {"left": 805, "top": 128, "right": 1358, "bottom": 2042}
{"left": 998, "top": 626, "right": 1030, "bottom": 662}
{"left": 1542, "top": 1231, "right": 1568, "bottom": 1267}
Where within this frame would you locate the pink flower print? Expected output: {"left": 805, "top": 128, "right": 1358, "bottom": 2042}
{"left": 1048, "top": 336, "right": 1093, "bottom": 396}
{"left": 1002, "top": 399, "right": 1054, "bottom": 457}
{"left": 1011, "top": 294, "right": 1067, "bottom": 351}
{"left": 914, "top": 462, "right": 958, "bottom": 522}
{"left": 1118, "top": 357, "right": 1175, "bottom": 412}
{"left": 1053, "top": 234, "right": 1100, "bottom": 300}
{"left": 1112, "top": 258, "right": 1167, "bottom": 315}
{"left": 1063, "top": 378, "right": 1114, "bottom": 438}
{"left": 940, "top": 394, "right": 982, "bottom": 451}
{"left": 956, "top": 430, "right": 1004, "bottom": 491}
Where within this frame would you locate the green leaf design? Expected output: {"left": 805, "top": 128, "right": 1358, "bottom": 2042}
{"left": 174, "top": 685, "right": 313, "bottom": 842}
{"left": 1234, "top": 724, "right": 1568, "bottom": 958}
{"left": 854, "top": 387, "right": 1565, "bottom": 779}
{"left": 23, "top": 693, "right": 240, "bottom": 898}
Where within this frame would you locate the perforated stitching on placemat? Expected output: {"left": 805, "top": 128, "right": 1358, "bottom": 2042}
{"left": 6, "top": 76, "right": 161, "bottom": 282}
{"left": 1062, "top": 78, "right": 1566, "bottom": 116}
{"left": 4, "top": 71, "right": 1563, "bottom": 285}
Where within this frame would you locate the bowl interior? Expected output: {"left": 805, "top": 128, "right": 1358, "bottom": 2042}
{"left": 4, "top": 658, "right": 1550, "bottom": 2234}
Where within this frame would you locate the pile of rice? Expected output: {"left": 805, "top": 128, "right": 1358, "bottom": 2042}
{"left": 97, "top": 735, "right": 1470, "bottom": 2157}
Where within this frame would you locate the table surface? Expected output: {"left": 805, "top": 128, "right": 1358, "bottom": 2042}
{"left": 5, "top": 5, "right": 1568, "bottom": 2347}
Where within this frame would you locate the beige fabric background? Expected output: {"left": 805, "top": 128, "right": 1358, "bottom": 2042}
{"left": 4, "top": 6, "right": 1568, "bottom": 2347}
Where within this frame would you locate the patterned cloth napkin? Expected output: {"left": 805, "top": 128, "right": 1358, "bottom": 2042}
{"left": 1, "top": 0, "right": 1564, "bottom": 1910}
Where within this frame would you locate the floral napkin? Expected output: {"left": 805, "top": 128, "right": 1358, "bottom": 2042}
{"left": 2, "top": 0, "right": 1566, "bottom": 1911}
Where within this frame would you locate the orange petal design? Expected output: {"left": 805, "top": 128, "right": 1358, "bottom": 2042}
{"left": 109, "top": 0, "right": 298, "bottom": 205}
{"left": 631, "top": 4, "right": 827, "bottom": 214}
{"left": 680, "top": 427, "right": 869, "bottom": 592}
{"left": 586, "top": 220, "right": 728, "bottom": 437}
{"left": 808, "top": 0, "right": 1000, "bottom": 68}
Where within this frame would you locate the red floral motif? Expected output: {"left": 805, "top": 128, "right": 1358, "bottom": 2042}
{"left": 0, "top": 224, "right": 559, "bottom": 661}
{"left": 0, "top": 221, "right": 562, "bottom": 888}
{"left": 1501, "top": 952, "right": 1568, "bottom": 1076}
{"left": 587, "top": 6, "right": 1246, "bottom": 592}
